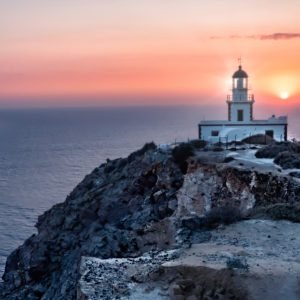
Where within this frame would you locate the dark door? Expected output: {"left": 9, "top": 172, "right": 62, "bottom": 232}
{"left": 237, "top": 110, "right": 244, "bottom": 121}
{"left": 265, "top": 130, "right": 274, "bottom": 138}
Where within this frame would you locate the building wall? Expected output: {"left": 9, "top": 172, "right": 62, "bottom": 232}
{"left": 199, "top": 123, "right": 287, "bottom": 142}
{"left": 229, "top": 102, "right": 252, "bottom": 122}
{"left": 199, "top": 125, "right": 224, "bottom": 141}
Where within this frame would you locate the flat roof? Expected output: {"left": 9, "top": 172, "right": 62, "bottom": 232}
{"left": 199, "top": 119, "right": 288, "bottom": 126}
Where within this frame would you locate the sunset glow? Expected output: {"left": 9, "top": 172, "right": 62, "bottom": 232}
{"left": 280, "top": 91, "right": 289, "bottom": 100}
{"left": 1, "top": 0, "right": 300, "bottom": 107}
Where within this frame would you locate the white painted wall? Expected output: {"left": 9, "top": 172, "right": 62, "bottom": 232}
{"left": 200, "top": 124, "right": 286, "bottom": 142}
{"left": 200, "top": 125, "right": 224, "bottom": 142}
{"left": 230, "top": 102, "right": 252, "bottom": 122}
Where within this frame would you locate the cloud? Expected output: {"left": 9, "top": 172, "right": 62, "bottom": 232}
{"left": 210, "top": 33, "right": 300, "bottom": 40}
{"left": 257, "top": 33, "right": 300, "bottom": 40}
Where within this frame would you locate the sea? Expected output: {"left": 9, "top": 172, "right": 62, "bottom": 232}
{"left": 0, "top": 105, "right": 299, "bottom": 276}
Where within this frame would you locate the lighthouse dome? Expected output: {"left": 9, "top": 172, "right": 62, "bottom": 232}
{"left": 233, "top": 65, "right": 248, "bottom": 78}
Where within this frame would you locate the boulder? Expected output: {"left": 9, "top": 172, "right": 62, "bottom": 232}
{"left": 255, "top": 141, "right": 300, "bottom": 158}
{"left": 274, "top": 151, "right": 300, "bottom": 169}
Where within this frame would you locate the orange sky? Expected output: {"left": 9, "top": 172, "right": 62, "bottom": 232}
{"left": 1, "top": 0, "right": 300, "bottom": 107}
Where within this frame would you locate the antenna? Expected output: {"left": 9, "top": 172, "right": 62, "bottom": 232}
{"left": 238, "top": 56, "right": 242, "bottom": 66}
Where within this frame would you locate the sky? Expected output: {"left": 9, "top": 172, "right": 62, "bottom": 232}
{"left": 1, "top": 0, "right": 300, "bottom": 108}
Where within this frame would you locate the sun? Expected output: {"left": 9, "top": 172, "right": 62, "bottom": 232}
{"left": 279, "top": 91, "right": 289, "bottom": 100}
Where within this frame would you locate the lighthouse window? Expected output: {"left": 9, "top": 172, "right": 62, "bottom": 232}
{"left": 234, "top": 79, "right": 238, "bottom": 89}
{"left": 211, "top": 130, "right": 219, "bottom": 137}
{"left": 237, "top": 109, "right": 244, "bottom": 121}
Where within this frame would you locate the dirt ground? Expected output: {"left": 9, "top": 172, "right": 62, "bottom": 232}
{"left": 79, "top": 219, "right": 300, "bottom": 300}
{"left": 164, "top": 219, "right": 300, "bottom": 300}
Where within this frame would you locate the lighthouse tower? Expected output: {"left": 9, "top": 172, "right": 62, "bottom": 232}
{"left": 226, "top": 64, "right": 254, "bottom": 122}
{"left": 198, "top": 61, "right": 288, "bottom": 142}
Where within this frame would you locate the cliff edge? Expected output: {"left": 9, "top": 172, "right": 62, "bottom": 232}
{"left": 1, "top": 141, "right": 300, "bottom": 300}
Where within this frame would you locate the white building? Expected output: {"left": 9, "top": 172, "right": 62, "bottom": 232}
{"left": 199, "top": 64, "right": 288, "bottom": 143}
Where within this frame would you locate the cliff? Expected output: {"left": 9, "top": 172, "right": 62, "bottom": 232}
{"left": 1, "top": 141, "right": 300, "bottom": 300}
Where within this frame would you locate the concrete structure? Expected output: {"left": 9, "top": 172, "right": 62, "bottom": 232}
{"left": 199, "top": 64, "right": 288, "bottom": 143}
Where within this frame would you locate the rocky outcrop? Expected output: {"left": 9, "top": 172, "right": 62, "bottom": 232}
{"left": 1, "top": 142, "right": 300, "bottom": 299}
{"left": 179, "top": 157, "right": 300, "bottom": 216}
{"left": 255, "top": 141, "right": 300, "bottom": 159}
{"left": 78, "top": 250, "right": 180, "bottom": 300}
{"left": 0, "top": 142, "right": 184, "bottom": 300}
{"left": 79, "top": 220, "right": 300, "bottom": 300}
{"left": 78, "top": 255, "right": 248, "bottom": 300}
{"left": 274, "top": 151, "right": 300, "bottom": 169}
{"left": 255, "top": 141, "right": 300, "bottom": 169}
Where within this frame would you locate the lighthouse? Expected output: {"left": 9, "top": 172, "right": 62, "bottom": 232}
{"left": 227, "top": 65, "right": 254, "bottom": 122}
{"left": 198, "top": 63, "right": 288, "bottom": 142}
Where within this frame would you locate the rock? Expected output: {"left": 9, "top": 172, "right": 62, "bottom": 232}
{"left": 289, "top": 171, "right": 300, "bottom": 178}
{"left": 0, "top": 143, "right": 184, "bottom": 300}
{"left": 274, "top": 151, "right": 300, "bottom": 169}
{"left": 261, "top": 203, "right": 300, "bottom": 223}
{"left": 181, "top": 216, "right": 207, "bottom": 230}
{"left": 165, "top": 266, "right": 247, "bottom": 300}
{"left": 186, "top": 295, "right": 198, "bottom": 300}
{"left": 255, "top": 141, "right": 300, "bottom": 158}
{"left": 78, "top": 250, "right": 180, "bottom": 300}
{"left": 1, "top": 141, "right": 300, "bottom": 299}
{"left": 177, "top": 279, "right": 196, "bottom": 291}
{"left": 223, "top": 156, "right": 235, "bottom": 163}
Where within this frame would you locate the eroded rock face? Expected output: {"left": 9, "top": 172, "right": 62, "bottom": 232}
{"left": 78, "top": 250, "right": 180, "bottom": 300}
{"left": 1, "top": 143, "right": 300, "bottom": 299}
{"left": 177, "top": 165, "right": 256, "bottom": 217}
{"left": 0, "top": 144, "right": 183, "bottom": 300}
{"left": 78, "top": 255, "right": 247, "bottom": 300}
{"left": 177, "top": 159, "right": 300, "bottom": 219}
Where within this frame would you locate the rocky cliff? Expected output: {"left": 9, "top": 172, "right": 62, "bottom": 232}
{"left": 1, "top": 141, "right": 300, "bottom": 300}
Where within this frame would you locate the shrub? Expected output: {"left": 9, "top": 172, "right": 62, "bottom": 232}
{"left": 263, "top": 203, "right": 300, "bottom": 223}
{"left": 189, "top": 139, "right": 207, "bottom": 149}
{"left": 255, "top": 141, "right": 300, "bottom": 159}
{"left": 205, "top": 206, "right": 242, "bottom": 228}
{"left": 223, "top": 156, "right": 235, "bottom": 163}
{"left": 226, "top": 257, "right": 249, "bottom": 271}
{"left": 128, "top": 142, "right": 157, "bottom": 162}
{"left": 212, "top": 146, "right": 224, "bottom": 152}
{"left": 172, "top": 143, "right": 194, "bottom": 174}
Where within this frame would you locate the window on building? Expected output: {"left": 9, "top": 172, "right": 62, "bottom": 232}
{"left": 265, "top": 130, "right": 274, "bottom": 138}
{"left": 211, "top": 130, "right": 219, "bottom": 137}
{"left": 237, "top": 109, "right": 244, "bottom": 121}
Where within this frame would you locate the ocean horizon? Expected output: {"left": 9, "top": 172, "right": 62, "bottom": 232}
{"left": 0, "top": 105, "right": 299, "bottom": 276}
